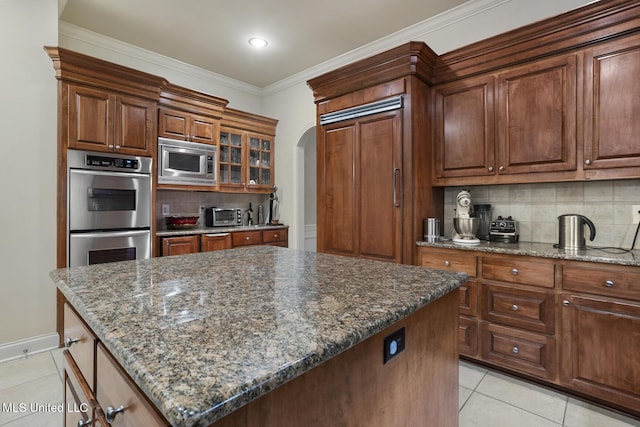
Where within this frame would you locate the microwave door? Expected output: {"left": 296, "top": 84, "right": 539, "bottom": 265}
{"left": 161, "top": 147, "right": 207, "bottom": 179}
{"left": 68, "top": 169, "right": 151, "bottom": 231}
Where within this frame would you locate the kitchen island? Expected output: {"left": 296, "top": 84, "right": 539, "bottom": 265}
{"left": 51, "top": 246, "right": 467, "bottom": 427}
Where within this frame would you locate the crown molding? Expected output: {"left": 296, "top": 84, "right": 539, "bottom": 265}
{"left": 58, "top": 20, "right": 263, "bottom": 97}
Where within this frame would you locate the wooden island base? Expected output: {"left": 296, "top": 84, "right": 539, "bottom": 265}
{"left": 213, "top": 290, "right": 458, "bottom": 427}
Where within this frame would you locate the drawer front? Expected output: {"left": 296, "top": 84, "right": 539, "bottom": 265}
{"left": 459, "top": 316, "right": 478, "bottom": 357}
{"left": 482, "top": 255, "right": 555, "bottom": 288}
{"left": 262, "top": 228, "right": 287, "bottom": 244}
{"left": 481, "top": 322, "right": 556, "bottom": 380}
{"left": 64, "top": 303, "right": 97, "bottom": 390}
{"left": 418, "top": 248, "right": 477, "bottom": 277}
{"left": 232, "top": 231, "right": 262, "bottom": 247}
{"left": 201, "top": 233, "right": 231, "bottom": 252}
{"left": 459, "top": 280, "right": 478, "bottom": 317}
{"left": 96, "top": 343, "right": 167, "bottom": 427}
{"left": 64, "top": 351, "right": 94, "bottom": 427}
{"left": 563, "top": 262, "right": 640, "bottom": 301}
{"left": 482, "top": 283, "right": 555, "bottom": 334}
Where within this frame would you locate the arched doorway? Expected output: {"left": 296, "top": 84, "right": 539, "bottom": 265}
{"left": 295, "top": 126, "right": 316, "bottom": 251}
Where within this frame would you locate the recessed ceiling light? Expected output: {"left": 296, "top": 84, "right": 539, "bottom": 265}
{"left": 248, "top": 37, "right": 268, "bottom": 48}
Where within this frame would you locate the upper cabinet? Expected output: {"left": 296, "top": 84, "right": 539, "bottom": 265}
{"left": 158, "top": 83, "right": 227, "bottom": 146}
{"left": 432, "top": 0, "right": 640, "bottom": 186}
{"left": 218, "top": 108, "right": 278, "bottom": 193}
{"left": 583, "top": 32, "right": 640, "bottom": 175}
{"left": 47, "top": 48, "right": 164, "bottom": 157}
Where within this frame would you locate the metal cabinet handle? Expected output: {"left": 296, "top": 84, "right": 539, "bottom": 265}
{"left": 65, "top": 337, "right": 79, "bottom": 348}
{"left": 393, "top": 168, "right": 400, "bottom": 207}
{"left": 511, "top": 304, "right": 519, "bottom": 311}
{"left": 511, "top": 268, "right": 519, "bottom": 275}
{"left": 488, "top": 166, "right": 494, "bottom": 172}
{"left": 77, "top": 419, "right": 92, "bottom": 427}
{"left": 499, "top": 165, "right": 505, "bottom": 172}
{"left": 512, "top": 346, "right": 519, "bottom": 354}
{"left": 604, "top": 280, "right": 614, "bottom": 288}
{"left": 563, "top": 300, "right": 570, "bottom": 307}
{"left": 245, "top": 236, "right": 251, "bottom": 241}
{"left": 115, "top": 145, "right": 121, "bottom": 149}
{"left": 444, "top": 261, "right": 450, "bottom": 267}
{"left": 585, "top": 159, "right": 592, "bottom": 166}
{"left": 106, "top": 405, "right": 125, "bottom": 423}
{"left": 108, "top": 145, "right": 114, "bottom": 149}
{"left": 273, "top": 234, "right": 278, "bottom": 239}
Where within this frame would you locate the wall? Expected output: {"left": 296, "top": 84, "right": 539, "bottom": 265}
{"left": 0, "top": 0, "right": 58, "bottom": 353}
{"left": 444, "top": 180, "right": 640, "bottom": 248}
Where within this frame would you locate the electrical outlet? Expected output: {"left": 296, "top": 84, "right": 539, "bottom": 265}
{"left": 633, "top": 205, "right": 640, "bottom": 224}
{"left": 383, "top": 327, "right": 405, "bottom": 364}
{"left": 162, "top": 204, "right": 170, "bottom": 216}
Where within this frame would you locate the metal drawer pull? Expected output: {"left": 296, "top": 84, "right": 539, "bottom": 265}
{"left": 563, "top": 300, "right": 570, "bottom": 307}
{"left": 444, "top": 261, "right": 450, "bottom": 267}
{"left": 245, "top": 236, "right": 251, "bottom": 241}
{"left": 273, "top": 234, "right": 278, "bottom": 238}
{"left": 604, "top": 280, "right": 615, "bottom": 288}
{"left": 511, "top": 268, "right": 519, "bottom": 275}
{"left": 511, "top": 304, "right": 519, "bottom": 311}
{"left": 512, "top": 346, "right": 519, "bottom": 354}
{"left": 106, "top": 405, "right": 125, "bottom": 423}
{"left": 65, "top": 337, "right": 79, "bottom": 348}
{"left": 78, "top": 419, "right": 92, "bottom": 427}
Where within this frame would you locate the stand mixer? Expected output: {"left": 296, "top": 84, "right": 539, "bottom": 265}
{"left": 453, "top": 189, "right": 481, "bottom": 245}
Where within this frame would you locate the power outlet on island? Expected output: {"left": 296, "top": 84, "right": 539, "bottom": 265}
{"left": 383, "top": 327, "right": 405, "bottom": 364}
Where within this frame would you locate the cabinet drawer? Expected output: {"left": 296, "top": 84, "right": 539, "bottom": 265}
{"left": 201, "top": 233, "right": 231, "bottom": 252}
{"left": 482, "top": 283, "right": 555, "bottom": 334}
{"left": 459, "top": 316, "right": 478, "bottom": 357}
{"left": 262, "top": 228, "right": 287, "bottom": 244}
{"left": 64, "top": 350, "right": 94, "bottom": 427}
{"left": 96, "top": 343, "right": 168, "bottom": 427}
{"left": 481, "top": 322, "right": 556, "bottom": 380}
{"left": 459, "top": 280, "right": 478, "bottom": 317}
{"left": 232, "top": 231, "right": 262, "bottom": 246}
{"left": 64, "top": 303, "right": 97, "bottom": 390}
{"left": 162, "top": 235, "right": 199, "bottom": 256}
{"left": 418, "top": 248, "right": 477, "bottom": 277}
{"left": 563, "top": 262, "right": 640, "bottom": 301}
{"left": 482, "top": 255, "right": 555, "bottom": 288}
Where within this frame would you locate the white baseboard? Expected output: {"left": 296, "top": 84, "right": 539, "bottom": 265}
{"left": 0, "top": 333, "right": 60, "bottom": 364}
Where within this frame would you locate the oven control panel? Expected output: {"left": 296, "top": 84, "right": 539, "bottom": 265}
{"left": 86, "top": 154, "right": 139, "bottom": 169}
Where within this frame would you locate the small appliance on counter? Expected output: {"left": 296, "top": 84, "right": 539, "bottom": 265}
{"left": 205, "top": 207, "right": 242, "bottom": 227}
{"left": 557, "top": 214, "right": 596, "bottom": 250}
{"left": 452, "top": 189, "right": 481, "bottom": 245}
{"left": 473, "top": 204, "right": 492, "bottom": 241}
{"left": 489, "top": 216, "right": 519, "bottom": 243}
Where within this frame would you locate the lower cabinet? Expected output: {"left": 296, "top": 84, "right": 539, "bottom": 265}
{"left": 162, "top": 235, "right": 199, "bottom": 256}
{"left": 201, "top": 233, "right": 232, "bottom": 252}
{"left": 63, "top": 303, "right": 168, "bottom": 427}
{"left": 161, "top": 228, "right": 288, "bottom": 255}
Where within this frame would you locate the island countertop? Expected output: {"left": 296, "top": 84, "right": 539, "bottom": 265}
{"left": 50, "top": 246, "right": 467, "bottom": 427}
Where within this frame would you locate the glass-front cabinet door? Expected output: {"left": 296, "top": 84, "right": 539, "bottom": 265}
{"left": 248, "top": 133, "right": 273, "bottom": 191}
{"left": 219, "top": 129, "right": 244, "bottom": 190}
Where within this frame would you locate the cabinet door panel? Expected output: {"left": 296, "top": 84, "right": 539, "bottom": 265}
{"left": 161, "top": 235, "right": 199, "bottom": 256}
{"left": 319, "top": 123, "right": 356, "bottom": 256}
{"left": 358, "top": 111, "right": 402, "bottom": 262}
{"left": 201, "top": 233, "right": 231, "bottom": 252}
{"left": 158, "top": 109, "right": 189, "bottom": 140}
{"left": 116, "top": 96, "right": 155, "bottom": 155}
{"left": 68, "top": 85, "right": 112, "bottom": 150}
{"left": 497, "top": 55, "right": 577, "bottom": 174}
{"left": 190, "top": 114, "right": 216, "bottom": 144}
{"left": 584, "top": 34, "right": 640, "bottom": 170}
{"left": 64, "top": 303, "right": 97, "bottom": 390}
{"left": 434, "top": 75, "right": 495, "bottom": 178}
{"left": 459, "top": 316, "right": 478, "bottom": 357}
{"left": 561, "top": 294, "right": 640, "bottom": 411}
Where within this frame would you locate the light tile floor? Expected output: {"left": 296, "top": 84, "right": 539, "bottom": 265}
{"left": 0, "top": 350, "right": 639, "bottom": 426}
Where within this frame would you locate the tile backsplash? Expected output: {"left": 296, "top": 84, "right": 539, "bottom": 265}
{"left": 444, "top": 180, "right": 640, "bottom": 248}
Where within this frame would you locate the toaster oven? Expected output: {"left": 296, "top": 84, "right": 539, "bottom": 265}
{"left": 205, "top": 208, "right": 242, "bottom": 227}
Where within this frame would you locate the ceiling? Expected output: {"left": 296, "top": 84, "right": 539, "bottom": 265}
{"left": 58, "top": 0, "right": 467, "bottom": 88}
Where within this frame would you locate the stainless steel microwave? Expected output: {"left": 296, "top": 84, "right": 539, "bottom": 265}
{"left": 158, "top": 137, "right": 216, "bottom": 186}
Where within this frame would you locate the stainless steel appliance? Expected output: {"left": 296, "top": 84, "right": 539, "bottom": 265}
{"left": 489, "top": 216, "right": 519, "bottom": 243}
{"left": 158, "top": 137, "right": 216, "bottom": 186}
{"left": 558, "top": 214, "right": 596, "bottom": 250}
{"left": 67, "top": 150, "right": 152, "bottom": 267}
{"left": 452, "top": 189, "right": 480, "bottom": 245}
{"left": 205, "top": 208, "right": 242, "bottom": 227}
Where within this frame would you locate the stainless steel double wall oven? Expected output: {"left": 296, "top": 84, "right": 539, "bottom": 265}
{"left": 67, "top": 150, "right": 152, "bottom": 267}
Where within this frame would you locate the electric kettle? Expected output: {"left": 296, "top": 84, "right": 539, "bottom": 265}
{"left": 557, "top": 214, "right": 596, "bottom": 250}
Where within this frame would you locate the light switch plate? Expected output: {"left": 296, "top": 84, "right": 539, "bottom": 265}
{"left": 162, "top": 204, "right": 170, "bottom": 216}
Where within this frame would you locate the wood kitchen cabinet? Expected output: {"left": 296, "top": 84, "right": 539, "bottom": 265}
{"left": 309, "top": 43, "right": 444, "bottom": 265}
{"left": 161, "top": 235, "right": 199, "bottom": 256}
{"left": 583, "top": 32, "right": 640, "bottom": 175}
{"left": 158, "top": 108, "right": 218, "bottom": 144}
{"left": 201, "top": 233, "right": 232, "bottom": 252}
{"left": 65, "top": 83, "right": 157, "bottom": 156}
{"left": 560, "top": 261, "right": 640, "bottom": 413}
{"left": 218, "top": 108, "right": 278, "bottom": 193}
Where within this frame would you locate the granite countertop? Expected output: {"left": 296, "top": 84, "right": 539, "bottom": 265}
{"left": 50, "top": 246, "right": 466, "bottom": 427}
{"left": 156, "top": 224, "right": 287, "bottom": 237}
{"left": 417, "top": 239, "right": 640, "bottom": 267}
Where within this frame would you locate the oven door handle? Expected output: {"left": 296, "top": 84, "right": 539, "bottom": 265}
{"left": 69, "top": 229, "right": 150, "bottom": 239}
{"left": 70, "top": 168, "right": 151, "bottom": 180}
